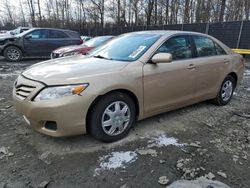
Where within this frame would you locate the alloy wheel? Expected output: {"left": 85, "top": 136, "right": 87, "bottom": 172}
{"left": 7, "top": 48, "right": 20, "bottom": 61}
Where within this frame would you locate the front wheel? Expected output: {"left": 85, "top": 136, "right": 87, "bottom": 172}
{"left": 4, "top": 46, "right": 23, "bottom": 62}
{"left": 212, "top": 75, "right": 236, "bottom": 106}
{"left": 89, "top": 92, "right": 136, "bottom": 142}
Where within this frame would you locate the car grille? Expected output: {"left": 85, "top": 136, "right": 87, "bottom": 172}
{"left": 51, "top": 52, "right": 59, "bottom": 59}
{"left": 15, "top": 84, "right": 36, "bottom": 100}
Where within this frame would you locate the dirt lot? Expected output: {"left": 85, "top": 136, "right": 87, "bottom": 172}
{"left": 0, "top": 57, "right": 249, "bottom": 188}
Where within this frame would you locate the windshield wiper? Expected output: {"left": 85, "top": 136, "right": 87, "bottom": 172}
{"left": 93, "top": 55, "right": 112, "bottom": 60}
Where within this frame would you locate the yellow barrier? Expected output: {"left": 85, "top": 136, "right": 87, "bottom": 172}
{"left": 232, "top": 49, "right": 250, "bottom": 55}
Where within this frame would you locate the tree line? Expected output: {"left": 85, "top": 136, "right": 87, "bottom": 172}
{"left": 0, "top": 0, "right": 250, "bottom": 32}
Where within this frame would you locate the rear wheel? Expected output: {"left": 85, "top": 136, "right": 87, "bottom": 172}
{"left": 89, "top": 92, "right": 136, "bottom": 142}
{"left": 212, "top": 75, "right": 235, "bottom": 106}
{"left": 4, "top": 46, "right": 22, "bottom": 62}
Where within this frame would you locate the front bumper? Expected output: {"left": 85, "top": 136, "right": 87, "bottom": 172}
{"left": 13, "top": 75, "right": 91, "bottom": 137}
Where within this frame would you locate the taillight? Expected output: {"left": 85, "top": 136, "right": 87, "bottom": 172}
{"left": 240, "top": 57, "right": 246, "bottom": 67}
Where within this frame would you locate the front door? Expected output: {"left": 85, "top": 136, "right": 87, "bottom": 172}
{"left": 23, "top": 29, "right": 50, "bottom": 57}
{"left": 143, "top": 35, "right": 196, "bottom": 115}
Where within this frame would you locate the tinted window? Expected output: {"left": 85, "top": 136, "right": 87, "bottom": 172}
{"left": 193, "top": 36, "right": 218, "bottom": 57}
{"left": 156, "top": 36, "right": 192, "bottom": 60}
{"left": 49, "top": 30, "right": 68, "bottom": 38}
{"left": 26, "top": 30, "right": 48, "bottom": 39}
{"left": 89, "top": 33, "right": 161, "bottom": 62}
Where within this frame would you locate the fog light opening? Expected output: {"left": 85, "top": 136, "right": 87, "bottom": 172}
{"left": 44, "top": 121, "right": 57, "bottom": 131}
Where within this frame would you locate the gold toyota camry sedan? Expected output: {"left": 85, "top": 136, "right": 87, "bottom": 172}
{"left": 13, "top": 31, "right": 245, "bottom": 142}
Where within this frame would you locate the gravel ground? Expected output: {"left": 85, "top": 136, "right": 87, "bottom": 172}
{"left": 0, "top": 57, "right": 249, "bottom": 188}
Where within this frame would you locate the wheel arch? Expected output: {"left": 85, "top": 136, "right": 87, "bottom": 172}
{"left": 86, "top": 89, "right": 140, "bottom": 134}
{"left": 227, "top": 72, "right": 238, "bottom": 86}
{"left": 3, "top": 44, "right": 23, "bottom": 55}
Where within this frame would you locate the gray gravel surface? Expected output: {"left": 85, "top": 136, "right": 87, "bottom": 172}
{"left": 0, "top": 57, "right": 249, "bottom": 188}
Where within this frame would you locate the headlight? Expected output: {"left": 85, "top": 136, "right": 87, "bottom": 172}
{"left": 61, "top": 51, "right": 80, "bottom": 57}
{"left": 34, "top": 84, "right": 88, "bottom": 101}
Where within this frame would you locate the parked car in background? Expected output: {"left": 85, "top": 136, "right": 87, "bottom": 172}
{"left": 0, "top": 28, "right": 82, "bottom": 61}
{"left": 51, "top": 35, "right": 113, "bottom": 59}
{"left": 81, "top": 36, "right": 92, "bottom": 42}
{"left": 13, "top": 31, "right": 244, "bottom": 142}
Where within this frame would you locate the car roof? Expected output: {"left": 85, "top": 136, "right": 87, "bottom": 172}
{"left": 130, "top": 30, "right": 207, "bottom": 37}
{"left": 28, "top": 27, "right": 78, "bottom": 33}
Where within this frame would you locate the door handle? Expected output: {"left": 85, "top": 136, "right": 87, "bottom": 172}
{"left": 223, "top": 60, "right": 230, "bottom": 64}
{"left": 187, "top": 64, "right": 196, "bottom": 70}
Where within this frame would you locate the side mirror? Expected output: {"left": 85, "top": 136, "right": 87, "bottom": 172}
{"left": 24, "top": 35, "right": 32, "bottom": 40}
{"left": 151, "top": 53, "right": 172, "bottom": 64}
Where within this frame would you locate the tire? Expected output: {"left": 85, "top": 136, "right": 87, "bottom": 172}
{"left": 212, "top": 75, "right": 236, "bottom": 106}
{"left": 3, "top": 46, "right": 22, "bottom": 62}
{"left": 89, "top": 92, "right": 136, "bottom": 142}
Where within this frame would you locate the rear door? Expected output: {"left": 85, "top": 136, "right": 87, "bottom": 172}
{"left": 47, "top": 30, "right": 75, "bottom": 52}
{"left": 23, "top": 29, "right": 50, "bottom": 57}
{"left": 143, "top": 35, "right": 196, "bottom": 115}
{"left": 190, "top": 35, "right": 230, "bottom": 99}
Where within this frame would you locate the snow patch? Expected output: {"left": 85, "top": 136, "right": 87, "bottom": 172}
{"left": 95, "top": 151, "right": 137, "bottom": 175}
{"left": 244, "top": 69, "right": 250, "bottom": 76}
{"left": 0, "top": 70, "right": 21, "bottom": 78}
{"left": 148, "top": 133, "right": 183, "bottom": 147}
{"left": 233, "top": 92, "right": 239, "bottom": 96}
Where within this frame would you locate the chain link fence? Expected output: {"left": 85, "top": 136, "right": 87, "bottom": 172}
{"left": 82, "top": 20, "right": 250, "bottom": 49}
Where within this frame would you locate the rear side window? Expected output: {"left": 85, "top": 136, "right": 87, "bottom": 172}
{"left": 49, "top": 30, "right": 69, "bottom": 38}
{"left": 156, "top": 36, "right": 192, "bottom": 60}
{"left": 214, "top": 42, "right": 227, "bottom": 55}
{"left": 26, "top": 30, "right": 48, "bottom": 39}
{"left": 193, "top": 36, "right": 227, "bottom": 57}
{"left": 67, "top": 31, "right": 80, "bottom": 38}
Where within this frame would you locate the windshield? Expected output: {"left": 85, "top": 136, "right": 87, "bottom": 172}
{"left": 83, "top": 36, "right": 112, "bottom": 47}
{"left": 15, "top": 29, "right": 32, "bottom": 37}
{"left": 88, "top": 33, "right": 161, "bottom": 62}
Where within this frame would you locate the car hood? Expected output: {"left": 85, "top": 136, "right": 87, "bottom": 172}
{"left": 22, "top": 55, "right": 129, "bottom": 85}
{"left": 53, "top": 45, "right": 92, "bottom": 54}
{"left": 0, "top": 34, "right": 15, "bottom": 41}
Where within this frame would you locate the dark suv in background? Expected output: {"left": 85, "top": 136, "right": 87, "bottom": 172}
{"left": 0, "top": 28, "right": 82, "bottom": 62}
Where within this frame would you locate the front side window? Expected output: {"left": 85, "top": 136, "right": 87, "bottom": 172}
{"left": 193, "top": 36, "right": 218, "bottom": 57}
{"left": 156, "top": 36, "right": 192, "bottom": 60}
{"left": 89, "top": 33, "right": 161, "bottom": 62}
{"left": 26, "top": 30, "right": 48, "bottom": 39}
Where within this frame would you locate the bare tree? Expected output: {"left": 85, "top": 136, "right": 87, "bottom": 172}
{"left": 184, "top": 0, "right": 190, "bottom": 23}
{"left": 1, "top": 0, "right": 250, "bottom": 31}
{"left": 219, "top": 0, "right": 226, "bottom": 21}
{"left": 90, "top": 0, "right": 105, "bottom": 27}
{"left": 27, "top": 0, "right": 36, "bottom": 26}
{"left": 145, "top": 0, "right": 154, "bottom": 25}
